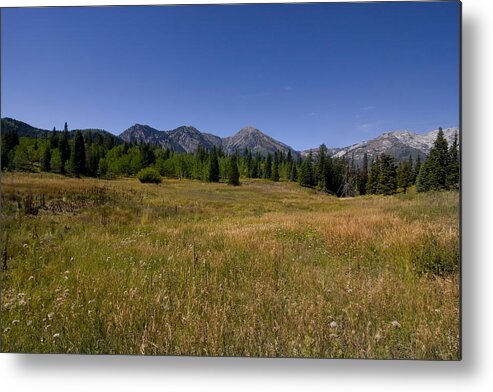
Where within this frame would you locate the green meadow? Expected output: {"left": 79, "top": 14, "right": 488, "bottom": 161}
{"left": 1, "top": 173, "right": 459, "bottom": 359}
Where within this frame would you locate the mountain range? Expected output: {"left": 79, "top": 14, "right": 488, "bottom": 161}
{"left": 301, "top": 127, "right": 459, "bottom": 163}
{"left": 119, "top": 124, "right": 295, "bottom": 156}
{"left": 1, "top": 117, "right": 459, "bottom": 164}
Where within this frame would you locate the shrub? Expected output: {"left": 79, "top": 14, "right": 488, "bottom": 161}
{"left": 137, "top": 167, "right": 162, "bottom": 184}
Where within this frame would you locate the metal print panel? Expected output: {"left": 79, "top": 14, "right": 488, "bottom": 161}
{"left": 0, "top": 1, "right": 461, "bottom": 359}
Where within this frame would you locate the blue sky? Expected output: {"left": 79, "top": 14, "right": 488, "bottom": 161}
{"left": 1, "top": 2, "right": 460, "bottom": 150}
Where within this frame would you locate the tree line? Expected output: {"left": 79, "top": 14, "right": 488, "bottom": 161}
{"left": 1, "top": 124, "right": 458, "bottom": 195}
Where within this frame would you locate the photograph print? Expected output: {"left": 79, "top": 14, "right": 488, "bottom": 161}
{"left": 1, "top": 1, "right": 460, "bottom": 359}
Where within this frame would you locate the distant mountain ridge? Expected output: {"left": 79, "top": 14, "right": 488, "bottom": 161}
{"left": 2, "top": 117, "right": 459, "bottom": 163}
{"left": 119, "top": 124, "right": 297, "bottom": 156}
{"left": 302, "top": 127, "right": 459, "bottom": 163}
{"left": 0, "top": 117, "right": 122, "bottom": 145}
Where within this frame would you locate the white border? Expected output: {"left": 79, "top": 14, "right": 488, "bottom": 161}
{"left": 2, "top": 1, "right": 493, "bottom": 391}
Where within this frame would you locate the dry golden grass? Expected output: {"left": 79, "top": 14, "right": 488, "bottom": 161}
{"left": 1, "top": 172, "right": 459, "bottom": 358}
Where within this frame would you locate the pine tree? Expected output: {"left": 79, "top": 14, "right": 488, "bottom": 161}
{"left": 366, "top": 157, "right": 380, "bottom": 194}
{"left": 377, "top": 154, "right": 397, "bottom": 195}
{"left": 1, "top": 128, "right": 20, "bottom": 170}
{"left": 271, "top": 152, "right": 280, "bottom": 181}
{"left": 446, "top": 132, "right": 459, "bottom": 190}
{"left": 315, "top": 144, "right": 327, "bottom": 188}
{"left": 358, "top": 153, "right": 368, "bottom": 195}
{"left": 299, "top": 152, "right": 314, "bottom": 187}
{"left": 208, "top": 147, "right": 220, "bottom": 182}
{"left": 286, "top": 149, "right": 293, "bottom": 165}
{"left": 416, "top": 128, "right": 450, "bottom": 192}
{"left": 397, "top": 157, "right": 413, "bottom": 193}
{"left": 140, "top": 143, "right": 156, "bottom": 167}
{"left": 263, "top": 154, "right": 271, "bottom": 179}
{"left": 50, "top": 128, "right": 59, "bottom": 149}
{"left": 58, "top": 129, "right": 71, "bottom": 174}
{"left": 250, "top": 153, "right": 260, "bottom": 178}
{"left": 71, "top": 131, "right": 86, "bottom": 176}
{"left": 41, "top": 146, "right": 51, "bottom": 172}
{"left": 228, "top": 154, "right": 240, "bottom": 186}
{"left": 289, "top": 161, "right": 297, "bottom": 182}
{"left": 413, "top": 155, "right": 421, "bottom": 183}
{"left": 245, "top": 150, "right": 253, "bottom": 177}
{"left": 64, "top": 122, "right": 68, "bottom": 132}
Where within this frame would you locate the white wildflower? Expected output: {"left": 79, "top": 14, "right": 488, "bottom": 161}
{"left": 330, "top": 321, "right": 338, "bottom": 329}
{"left": 391, "top": 320, "right": 401, "bottom": 328}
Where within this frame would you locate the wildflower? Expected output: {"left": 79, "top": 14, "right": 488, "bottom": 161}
{"left": 27, "top": 320, "right": 33, "bottom": 326}
{"left": 330, "top": 321, "right": 338, "bottom": 329}
{"left": 53, "top": 333, "right": 60, "bottom": 338}
{"left": 12, "top": 320, "right": 20, "bottom": 325}
{"left": 28, "top": 276, "right": 34, "bottom": 281}
{"left": 47, "top": 313, "right": 54, "bottom": 320}
{"left": 391, "top": 320, "right": 401, "bottom": 328}
{"left": 4, "top": 327, "right": 11, "bottom": 333}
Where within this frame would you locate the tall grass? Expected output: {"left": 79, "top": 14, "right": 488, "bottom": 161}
{"left": 1, "top": 173, "right": 459, "bottom": 358}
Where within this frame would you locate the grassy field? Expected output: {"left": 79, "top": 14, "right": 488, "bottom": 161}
{"left": 1, "top": 172, "right": 460, "bottom": 359}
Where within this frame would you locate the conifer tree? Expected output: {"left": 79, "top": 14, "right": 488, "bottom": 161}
{"left": 50, "top": 128, "right": 59, "bottom": 149}
{"left": 58, "top": 129, "right": 71, "bottom": 174}
{"left": 289, "top": 161, "right": 297, "bottom": 182}
{"left": 315, "top": 144, "right": 327, "bottom": 188}
{"left": 286, "top": 149, "right": 293, "bottom": 165}
{"left": 358, "top": 153, "right": 368, "bottom": 195}
{"left": 140, "top": 143, "right": 155, "bottom": 167}
{"left": 446, "top": 132, "right": 459, "bottom": 190}
{"left": 208, "top": 147, "right": 220, "bottom": 182}
{"left": 413, "top": 155, "right": 421, "bottom": 183}
{"left": 41, "top": 146, "right": 51, "bottom": 172}
{"left": 299, "top": 152, "right": 314, "bottom": 187}
{"left": 377, "top": 154, "right": 397, "bottom": 195}
{"left": 416, "top": 128, "right": 450, "bottom": 192}
{"left": 397, "top": 157, "right": 413, "bottom": 193}
{"left": 245, "top": 150, "right": 253, "bottom": 177}
{"left": 228, "top": 154, "right": 240, "bottom": 186}
{"left": 1, "top": 128, "right": 19, "bottom": 170}
{"left": 271, "top": 152, "right": 280, "bottom": 181}
{"left": 264, "top": 153, "right": 272, "bottom": 179}
{"left": 366, "top": 157, "right": 380, "bottom": 194}
{"left": 71, "top": 131, "right": 86, "bottom": 176}
{"left": 251, "top": 152, "right": 260, "bottom": 178}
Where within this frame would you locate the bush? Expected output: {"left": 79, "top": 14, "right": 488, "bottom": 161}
{"left": 137, "top": 167, "right": 162, "bottom": 184}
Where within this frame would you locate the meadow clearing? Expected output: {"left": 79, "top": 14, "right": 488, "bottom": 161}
{"left": 1, "top": 172, "right": 459, "bottom": 359}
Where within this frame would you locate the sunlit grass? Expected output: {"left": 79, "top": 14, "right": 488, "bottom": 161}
{"left": 1, "top": 173, "right": 459, "bottom": 358}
